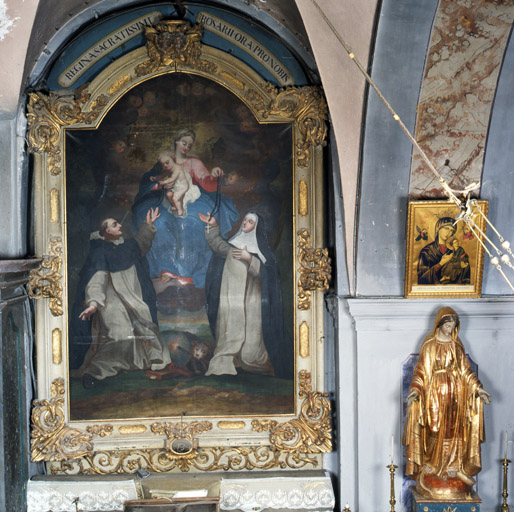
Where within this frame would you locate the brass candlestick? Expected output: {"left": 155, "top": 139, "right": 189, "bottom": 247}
{"left": 387, "top": 463, "right": 397, "bottom": 512}
{"left": 343, "top": 505, "right": 351, "bottom": 512}
{"left": 501, "top": 456, "right": 511, "bottom": 512}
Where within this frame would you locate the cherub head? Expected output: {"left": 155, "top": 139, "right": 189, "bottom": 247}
{"left": 225, "top": 170, "right": 240, "bottom": 186}
{"left": 143, "top": 90, "right": 157, "bottom": 106}
{"left": 110, "top": 139, "right": 127, "bottom": 154}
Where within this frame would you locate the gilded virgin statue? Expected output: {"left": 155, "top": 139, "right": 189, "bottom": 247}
{"left": 402, "top": 307, "right": 490, "bottom": 500}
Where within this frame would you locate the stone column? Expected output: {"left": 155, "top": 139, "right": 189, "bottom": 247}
{"left": 0, "top": 259, "right": 41, "bottom": 511}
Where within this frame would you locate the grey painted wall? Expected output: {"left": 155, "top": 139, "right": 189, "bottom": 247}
{"left": 0, "top": 116, "right": 29, "bottom": 258}
{"left": 356, "top": 0, "right": 439, "bottom": 296}
{"left": 481, "top": 27, "right": 514, "bottom": 295}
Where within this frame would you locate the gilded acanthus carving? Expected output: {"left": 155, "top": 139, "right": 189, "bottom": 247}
{"left": 31, "top": 379, "right": 94, "bottom": 462}
{"left": 86, "top": 425, "right": 114, "bottom": 437}
{"left": 48, "top": 445, "right": 318, "bottom": 475}
{"left": 28, "top": 236, "right": 63, "bottom": 316}
{"left": 297, "top": 229, "right": 331, "bottom": 310}
{"left": 26, "top": 90, "right": 108, "bottom": 175}
{"left": 246, "top": 84, "right": 328, "bottom": 167}
{"left": 31, "top": 379, "right": 114, "bottom": 463}
{"left": 252, "top": 370, "right": 332, "bottom": 455}
{"left": 136, "top": 20, "right": 216, "bottom": 76}
{"left": 43, "top": 375, "right": 328, "bottom": 474}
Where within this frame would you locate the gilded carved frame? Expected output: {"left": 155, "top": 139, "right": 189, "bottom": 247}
{"left": 28, "top": 20, "right": 331, "bottom": 474}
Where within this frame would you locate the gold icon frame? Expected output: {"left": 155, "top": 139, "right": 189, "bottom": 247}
{"left": 404, "top": 200, "right": 488, "bottom": 298}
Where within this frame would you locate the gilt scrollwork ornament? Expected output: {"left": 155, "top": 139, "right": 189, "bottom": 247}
{"left": 136, "top": 20, "right": 216, "bottom": 77}
{"left": 26, "top": 90, "right": 108, "bottom": 175}
{"left": 44, "top": 382, "right": 326, "bottom": 474}
{"left": 297, "top": 229, "right": 331, "bottom": 310}
{"left": 44, "top": 398, "right": 324, "bottom": 474}
{"left": 246, "top": 84, "right": 328, "bottom": 167}
{"left": 252, "top": 370, "right": 332, "bottom": 455}
{"left": 31, "top": 379, "right": 95, "bottom": 462}
{"left": 48, "top": 444, "right": 318, "bottom": 475}
{"left": 28, "top": 236, "right": 63, "bottom": 316}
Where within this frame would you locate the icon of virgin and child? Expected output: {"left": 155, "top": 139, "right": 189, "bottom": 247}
{"left": 417, "top": 217, "right": 470, "bottom": 286}
{"left": 70, "top": 129, "right": 293, "bottom": 389}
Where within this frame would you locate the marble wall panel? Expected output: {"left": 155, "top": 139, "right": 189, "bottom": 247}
{"left": 410, "top": 0, "right": 514, "bottom": 198}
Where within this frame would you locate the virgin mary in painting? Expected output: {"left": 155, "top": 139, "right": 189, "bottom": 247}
{"left": 132, "top": 128, "right": 238, "bottom": 292}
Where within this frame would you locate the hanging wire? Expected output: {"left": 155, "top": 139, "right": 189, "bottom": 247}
{"left": 307, "top": 0, "right": 514, "bottom": 291}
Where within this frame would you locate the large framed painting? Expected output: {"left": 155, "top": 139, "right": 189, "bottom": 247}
{"left": 404, "top": 200, "right": 488, "bottom": 298}
{"left": 27, "top": 20, "right": 331, "bottom": 474}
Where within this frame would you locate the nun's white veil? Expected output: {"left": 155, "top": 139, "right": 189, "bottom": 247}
{"left": 228, "top": 213, "right": 266, "bottom": 263}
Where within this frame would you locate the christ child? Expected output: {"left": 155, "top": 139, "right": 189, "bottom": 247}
{"left": 151, "top": 150, "right": 190, "bottom": 216}
{"left": 440, "top": 238, "right": 469, "bottom": 283}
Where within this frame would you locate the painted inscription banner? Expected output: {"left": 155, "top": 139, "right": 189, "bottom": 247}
{"left": 58, "top": 11, "right": 163, "bottom": 87}
{"left": 196, "top": 11, "right": 293, "bottom": 86}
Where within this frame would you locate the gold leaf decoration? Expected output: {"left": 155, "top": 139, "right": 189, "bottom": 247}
{"left": 246, "top": 84, "right": 327, "bottom": 167}
{"left": 299, "top": 180, "right": 308, "bottom": 216}
{"left": 50, "top": 188, "right": 60, "bottom": 224}
{"left": 26, "top": 90, "right": 108, "bottom": 175}
{"left": 299, "top": 321, "right": 309, "bottom": 358}
{"left": 136, "top": 20, "right": 216, "bottom": 77}
{"left": 217, "top": 421, "right": 245, "bottom": 430}
{"left": 219, "top": 71, "right": 245, "bottom": 90}
{"left": 297, "top": 229, "right": 331, "bottom": 310}
{"left": 50, "top": 377, "right": 65, "bottom": 398}
{"left": 251, "top": 370, "right": 332, "bottom": 454}
{"left": 118, "top": 425, "right": 148, "bottom": 435}
{"left": 31, "top": 379, "right": 94, "bottom": 462}
{"left": 86, "top": 425, "right": 114, "bottom": 438}
{"left": 108, "top": 74, "right": 132, "bottom": 95}
{"left": 28, "top": 236, "right": 63, "bottom": 316}
{"left": 52, "top": 328, "right": 62, "bottom": 364}
{"left": 48, "top": 445, "right": 318, "bottom": 475}
{"left": 47, "top": 148, "right": 62, "bottom": 177}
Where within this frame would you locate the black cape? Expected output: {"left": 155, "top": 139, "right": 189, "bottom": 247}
{"left": 69, "top": 234, "right": 157, "bottom": 369}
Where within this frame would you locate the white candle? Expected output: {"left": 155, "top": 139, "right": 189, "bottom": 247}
{"left": 391, "top": 435, "right": 394, "bottom": 464}
{"left": 505, "top": 431, "right": 508, "bottom": 459}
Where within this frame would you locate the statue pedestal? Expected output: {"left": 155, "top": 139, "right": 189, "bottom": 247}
{"left": 412, "top": 489, "right": 481, "bottom": 512}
